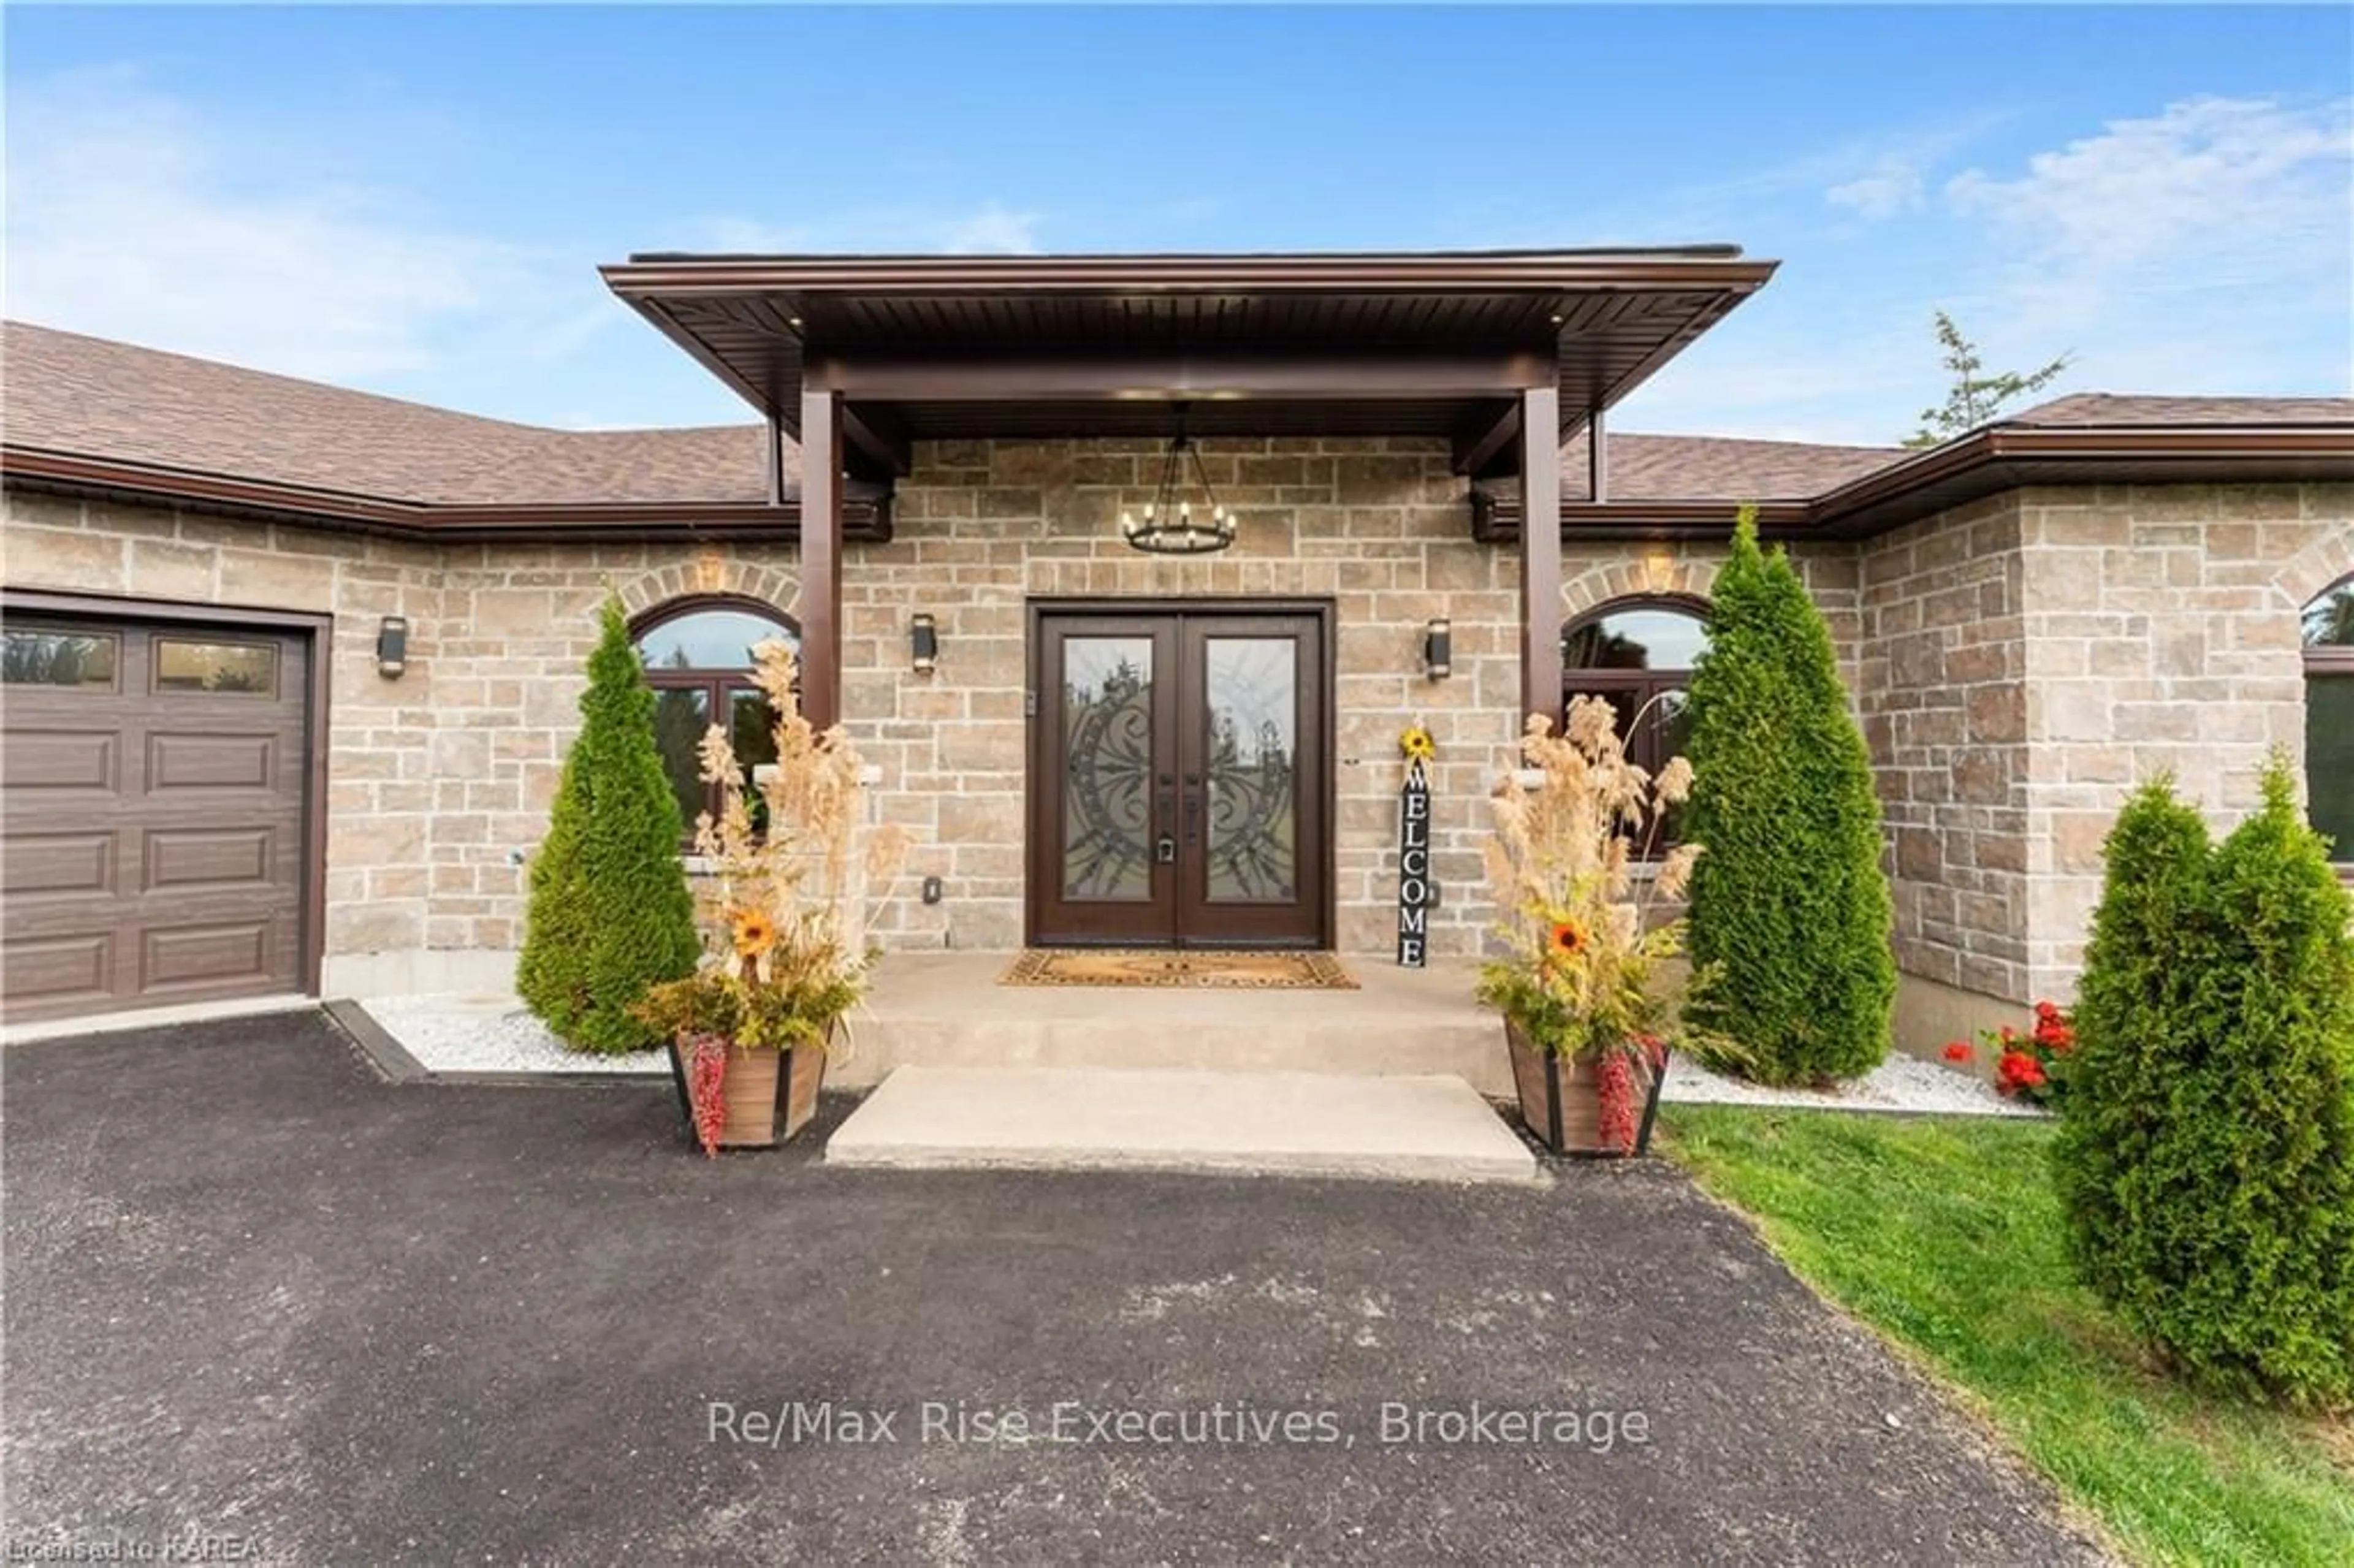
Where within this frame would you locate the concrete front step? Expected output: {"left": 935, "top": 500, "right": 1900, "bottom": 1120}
{"left": 825, "top": 1066, "right": 1541, "bottom": 1184}
{"left": 842, "top": 952, "right": 1509, "bottom": 1096}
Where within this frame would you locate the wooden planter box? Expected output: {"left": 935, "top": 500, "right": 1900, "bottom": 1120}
{"left": 666, "top": 1035, "right": 828, "bottom": 1151}
{"left": 1505, "top": 1020, "right": 1668, "bottom": 1159}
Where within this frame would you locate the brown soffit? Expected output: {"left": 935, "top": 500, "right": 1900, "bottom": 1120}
{"left": 0, "top": 447, "right": 893, "bottom": 544}
{"left": 597, "top": 249, "right": 1781, "bottom": 458}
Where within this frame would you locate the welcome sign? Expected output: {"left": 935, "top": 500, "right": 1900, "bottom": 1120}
{"left": 1396, "top": 758, "right": 1433, "bottom": 967}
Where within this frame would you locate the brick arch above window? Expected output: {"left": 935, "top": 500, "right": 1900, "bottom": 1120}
{"left": 2275, "top": 531, "right": 2354, "bottom": 617}
{"left": 1560, "top": 554, "right": 1720, "bottom": 617}
{"left": 613, "top": 558, "right": 799, "bottom": 624}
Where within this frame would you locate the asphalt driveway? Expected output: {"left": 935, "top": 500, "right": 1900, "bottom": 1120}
{"left": 2, "top": 1011, "right": 2103, "bottom": 1566}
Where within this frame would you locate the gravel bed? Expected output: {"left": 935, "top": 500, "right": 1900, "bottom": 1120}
{"left": 358, "top": 994, "right": 668, "bottom": 1076}
{"left": 1661, "top": 1049, "right": 2046, "bottom": 1117}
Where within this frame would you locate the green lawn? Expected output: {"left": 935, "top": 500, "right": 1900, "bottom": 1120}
{"left": 1658, "top": 1106, "right": 2354, "bottom": 1567}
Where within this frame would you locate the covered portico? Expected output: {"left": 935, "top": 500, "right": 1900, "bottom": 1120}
{"left": 600, "top": 248, "right": 1780, "bottom": 737}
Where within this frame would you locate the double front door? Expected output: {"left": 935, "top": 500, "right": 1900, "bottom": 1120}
{"left": 1030, "top": 606, "right": 1328, "bottom": 947}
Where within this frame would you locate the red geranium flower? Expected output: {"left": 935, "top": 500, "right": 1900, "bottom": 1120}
{"left": 1995, "top": 1049, "right": 2047, "bottom": 1096}
{"left": 1943, "top": 1041, "right": 1974, "bottom": 1064}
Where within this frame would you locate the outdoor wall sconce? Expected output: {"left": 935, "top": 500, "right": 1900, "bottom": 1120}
{"left": 910, "top": 613, "right": 939, "bottom": 676}
{"left": 375, "top": 615, "right": 409, "bottom": 679}
{"left": 1423, "top": 618, "right": 1452, "bottom": 681}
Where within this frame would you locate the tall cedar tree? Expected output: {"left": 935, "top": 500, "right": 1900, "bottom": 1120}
{"left": 517, "top": 599, "right": 701, "bottom": 1052}
{"left": 1682, "top": 510, "right": 1895, "bottom": 1083}
{"left": 2053, "top": 766, "right": 2354, "bottom": 1408}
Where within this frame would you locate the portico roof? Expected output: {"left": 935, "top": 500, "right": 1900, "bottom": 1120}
{"left": 598, "top": 249, "right": 1778, "bottom": 479}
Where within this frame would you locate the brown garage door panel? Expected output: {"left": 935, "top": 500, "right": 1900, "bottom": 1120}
{"left": 3, "top": 833, "right": 114, "bottom": 896}
{"left": 2, "top": 611, "right": 314, "bottom": 1024}
{"left": 148, "top": 733, "right": 279, "bottom": 791}
{"left": 145, "top": 828, "right": 276, "bottom": 890}
{"left": 140, "top": 923, "right": 276, "bottom": 992}
{"left": 1, "top": 730, "right": 120, "bottom": 790}
{"left": 3, "top": 933, "right": 115, "bottom": 1008}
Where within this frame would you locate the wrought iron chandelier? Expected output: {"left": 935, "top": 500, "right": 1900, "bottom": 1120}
{"left": 1121, "top": 405, "right": 1236, "bottom": 555}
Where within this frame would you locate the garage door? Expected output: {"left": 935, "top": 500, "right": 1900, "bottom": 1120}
{"left": 3, "top": 614, "right": 312, "bottom": 1024}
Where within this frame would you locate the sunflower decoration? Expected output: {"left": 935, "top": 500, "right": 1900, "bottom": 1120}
{"left": 729, "top": 906, "right": 777, "bottom": 960}
{"left": 1399, "top": 725, "right": 1437, "bottom": 765}
{"left": 1547, "top": 919, "right": 1589, "bottom": 965}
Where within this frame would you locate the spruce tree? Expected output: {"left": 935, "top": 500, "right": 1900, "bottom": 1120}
{"left": 516, "top": 599, "right": 701, "bottom": 1053}
{"left": 1682, "top": 509, "right": 1895, "bottom": 1083}
{"left": 2054, "top": 764, "right": 2354, "bottom": 1407}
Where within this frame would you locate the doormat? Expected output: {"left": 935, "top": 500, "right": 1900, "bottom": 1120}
{"left": 1000, "top": 949, "right": 1360, "bottom": 991}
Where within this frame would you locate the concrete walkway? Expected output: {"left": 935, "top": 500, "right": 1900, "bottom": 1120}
{"left": 828, "top": 1066, "right": 1541, "bottom": 1182}
{"left": 849, "top": 950, "right": 1506, "bottom": 1092}
{"left": 1, "top": 1010, "right": 2105, "bottom": 1566}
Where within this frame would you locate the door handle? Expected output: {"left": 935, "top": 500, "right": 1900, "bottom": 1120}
{"left": 1183, "top": 774, "right": 1203, "bottom": 847}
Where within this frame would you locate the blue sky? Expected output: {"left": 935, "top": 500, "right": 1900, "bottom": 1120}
{"left": 7, "top": 5, "right": 2349, "bottom": 445}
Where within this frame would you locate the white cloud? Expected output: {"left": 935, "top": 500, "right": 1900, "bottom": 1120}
{"left": 1945, "top": 95, "right": 2353, "bottom": 316}
{"left": 1631, "top": 95, "right": 2354, "bottom": 440}
{"left": 2, "top": 66, "right": 582, "bottom": 383}
{"left": 1825, "top": 158, "right": 1927, "bottom": 221}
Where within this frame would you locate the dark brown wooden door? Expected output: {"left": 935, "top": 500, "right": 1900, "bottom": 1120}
{"left": 1031, "top": 608, "right": 1327, "bottom": 948}
{"left": 2, "top": 617, "right": 310, "bottom": 1022}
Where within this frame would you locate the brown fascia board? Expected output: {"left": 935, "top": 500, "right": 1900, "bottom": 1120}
{"left": 1480, "top": 424, "right": 2354, "bottom": 544}
{"left": 12, "top": 422, "right": 2341, "bottom": 553}
{"left": 600, "top": 251, "right": 1780, "bottom": 296}
{"left": 0, "top": 448, "right": 893, "bottom": 544}
{"left": 1804, "top": 423, "right": 2354, "bottom": 537}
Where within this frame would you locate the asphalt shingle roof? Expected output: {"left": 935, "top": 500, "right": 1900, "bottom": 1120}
{"left": 1, "top": 321, "right": 775, "bottom": 506}
{"left": 2005, "top": 392, "right": 2354, "bottom": 427}
{"left": 6, "top": 321, "right": 2345, "bottom": 517}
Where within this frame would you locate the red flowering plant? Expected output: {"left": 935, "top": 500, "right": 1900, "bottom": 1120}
{"left": 1940, "top": 999, "right": 2074, "bottom": 1108}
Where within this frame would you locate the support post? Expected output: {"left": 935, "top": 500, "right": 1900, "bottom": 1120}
{"left": 1588, "top": 404, "right": 1609, "bottom": 504}
{"left": 799, "top": 387, "right": 844, "bottom": 731}
{"left": 1517, "top": 385, "right": 1563, "bottom": 728}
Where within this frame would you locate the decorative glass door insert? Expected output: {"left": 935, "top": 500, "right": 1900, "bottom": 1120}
{"left": 1031, "top": 609, "right": 1325, "bottom": 947}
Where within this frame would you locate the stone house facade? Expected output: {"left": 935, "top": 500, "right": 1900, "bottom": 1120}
{"left": 2, "top": 251, "right": 2348, "bottom": 1051}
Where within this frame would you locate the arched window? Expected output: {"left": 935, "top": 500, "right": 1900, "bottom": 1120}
{"left": 631, "top": 596, "right": 799, "bottom": 835}
{"left": 1563, "top": 596, "right": 1711, "bottom": 849}
{"left": 2304, "top": 576, "right": 2354, "bottom": 866}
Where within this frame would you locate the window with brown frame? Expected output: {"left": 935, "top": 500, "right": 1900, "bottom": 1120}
{"left": 2304, "top": 575, "right": 2354, "bottom": 867}
{"left": 630, "top": 597, "right": 801, "bottom": 840}
{"left": 1561, "top": 596, "right": 1710, "bottom": 853}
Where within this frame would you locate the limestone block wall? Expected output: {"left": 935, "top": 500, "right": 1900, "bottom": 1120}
{"left": 2016, "top": 481, "right": 2354, "bottom": 997}
{"left": 1, "top": 490, "right": 448, "bottom": 988}
{"left": 0, "top": 487, "right": 807, "bottom": 990}
{"left": 845, "top": 437, "right": 1523, "bottom": 957}
{"left": 1853, "top": 482, "right": 2354, "bottom": 1022}
{"left": 1856, "top": 493, "right": 2034, "bottom": 1006}
{"left": 15, "top": 470, "right": 2338, "bottom": 1006}
{"left": 427, "top": 545, "right": 802, "bottom": 959}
